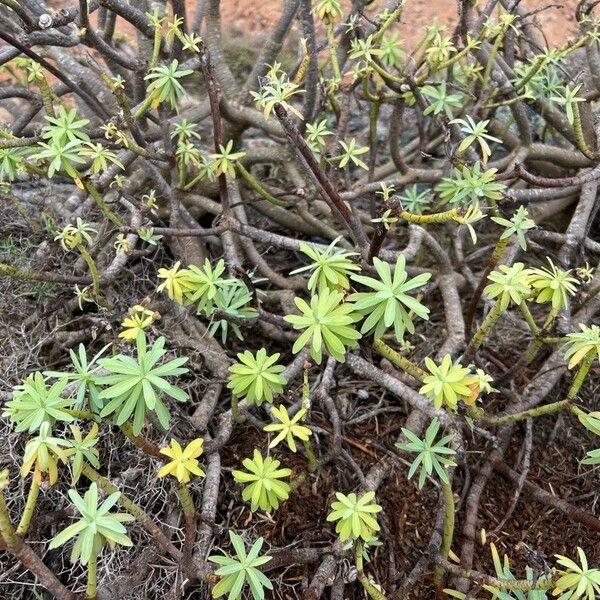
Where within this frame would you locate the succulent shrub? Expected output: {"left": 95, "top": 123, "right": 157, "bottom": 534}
{"left": 419, "top": 355, "right": 475, "bottom": 411}
{"left": 96, "top": 332, "right": 189, "bottom": 435}
{"left": 20, "top": 422, "right": 70, "bottom": 486}
{"left": 527, "top": 259, "right": 579, "bottom": 311}
{"left": 144, "top": 60, "right": 193, "bottom": 110}
{"left": 157, "top": 438, "right": 206, "bottom": 484}
{"left": 396, "top": 418, "right": 456, "bottom": 489}
{"left": 284, "top": 288, "right": 362, "bottom": 364}
{"left": 450, "top": 116, "right": 502, "bottom": 163}
{"left": 48, "top": 482, "right": 134, "bottom": 565}
{"left": 326, "top": 491, "right": 382, "bottom": 542}
{"left": 208, "top": 532, "right": 273, "bottom": 600}
{"left": 264, "top": 405, "right": 312, "bottom": 453}
{"left": 349, "top": 256, "right": 431, "bottom": 342}
{"left": 44, "top": 344, "right": 109, "bottom": 412}
{"left": 227, "top": 349, "right": 287, "bottom": 406}
{"left": 484, "top": 263, "right": 532, "bottom": 310}
{"left": 2, "top": 2, "right": 600, "bottom": 598}
{"left": 564, "top": 324, "right": 600, "bottom": 370}
{"left": 232, "top": 450, "right": 291, "bottom": 512}
{"left": 118, "top": 305, "right": 157, "bottom": 341}
{"left": 3, "top": 373, "right": 73, "bottom": 433}
{"left": 290, "top": 237, "right": 360, "bottom": 293}
{"left": 491, "top": 206, "right": 536, "bottom": 251}
{"left": 553, "top": 547, "right": 600, "bottom": 600}
{"left": 65, "top": 423, "right": 100, "bottom": 485}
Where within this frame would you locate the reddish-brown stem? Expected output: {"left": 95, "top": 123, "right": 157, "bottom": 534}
{"left": 464, "top": 237, "right": 509, "bottom": 337}
{"left": 273, "top": 103, "right": 368, "bottom": 248}
{"left": 198, "top": 40, "right": 229, "bottom": 213}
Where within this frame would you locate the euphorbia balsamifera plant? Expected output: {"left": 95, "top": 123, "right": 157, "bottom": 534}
{"left": 264, "top": 405, "right": 312, "bottom": 452}
{"left": 436, "top": 162, "right": 506, "bottom": 206}
{"left": 20, "top": 421, "right": 69, "bottom": 486}
{"left": 349, "top": 255, "right": 431, "bottom": 342}
{"left": 143, "top": 59, "right": 193, "bottom": 110}
{"left": 49, "top": 483, "right": 134, "bottom": 598}
{"left": 3, "top": 372, "right": 73, "bottom": 433}
{"left": 157, "top": 438, "right": 206, "bottom": 484}
{"left": 232, "top": 449, "right": 291, "bottom": 512}
{"left": 305, "top": 119, "right": 333, "bottom": 154}
{"left": 528, "top": 258, "right": 579, "bottom": 312}
{"left": 327, "top": 491, "right": 382, "bottom": 542}
{"left": 284, "top": 288, "right": 362, "bottom": 364}
{"left": 156, "top": 260, "right": 193, "bottom": 304}
{"left": 582, "top": 447, "right": 600, "bottom": 466}
{"left": 17, "top": 422, "right": 71, "bottom": 537}
{"left": 396, "top": 184, "right": 431, "bottom": 214}
{"left": 157, "top": 438, "right": 206, "bottom": 525}
{"left": 397, "top": 418, "right": 457, "bottom": 489}
{"left": 422, "top": 80, "right": 463, "bottom": 118}
{"left": 53, "top": 218, "right": 103, "bottom": 299}
{"left": 156, "top": 258, "right": 233, "bottom": 310}
{"left": 118, "top": 304, "right": 157, "bottom": 341}
{"left": 553, "top": 547, "right": 600, "bottom": 600}
{"left": 0, "top": 469, "right": 7, "bottom": 490}
{"left": 96, "top": 332, "right": 189, "bottom": 435}
{"left": 564, "top": 324, "right": 600, "bottom": 370}
{"left": 465, "top": 263, "right": 532, "bottom": 360}
{"left": 3, "top": 1, "right": 600, "bottom": 598}
{"left": 184, "top": 258, "right": 233, "bottom": 312}
{"left": 398, "top": 418, "right": 457, "bottom": 589}
{"left": 54, "top": 218, "right": 96, "bottom": 251}
{"left": 484, "top": 263, "right": 532, "bottom": 311}
{"left": 41, "top": 105, "right": 90, "bottom": 145}
{"left": 208, "top": 531, "right": 273, "bottom": 600}
{"left": 563, "top": 324, "right": 600, "bottom": 404}
{"left": 227, "top": 349, "right": 287, "bottom": 406}
{"left": 490, "top": 205, "right": 536, "bottom": 251}
{"left": 44, "top": 343, "right": 110, "bottom": 412}
{"left": 156, "top": 259, "right": 256, "bottom": 342}
{"left": 290, "top": 236, "right": 360, "bottom": 293}
{"left": 65, "top": 423, "right": 100, "bottom": 485}
{"left": 210, "top": 140, "right": 246, "bottom": 178}
{"left": 449, "top": 115, "right": 502, "bottom": 164}
{"left": 445, "top": 543, "right": 553, "bottom": 598}
{"left": 250, "top": 64, "right": 304, "bottom": 120}
{"left": 419, "top": 354, "right": 476, "bottom": 411}
{"left": 155, "top": 437, "right": 205, "bottom": 544}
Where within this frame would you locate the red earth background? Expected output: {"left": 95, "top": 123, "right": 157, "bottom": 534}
{"left": 218, "top": 0, "right": 580, "bottom": 47}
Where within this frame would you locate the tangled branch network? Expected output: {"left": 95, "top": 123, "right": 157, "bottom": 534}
{"left": 1, "top": 0, "right": 600, "bottom": 599}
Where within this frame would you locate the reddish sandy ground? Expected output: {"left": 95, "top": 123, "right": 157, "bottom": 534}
{"left": 38, "top": 0, "right": 584, "bottom": 48}
{"left": 0, "top": 1, "right": 585, "bottom": 66}
{"left": 0, "top": 0, "right": 585, "bottom": 97}
{"left": 218, "top": 0, "right": 581, "bottom": 47}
